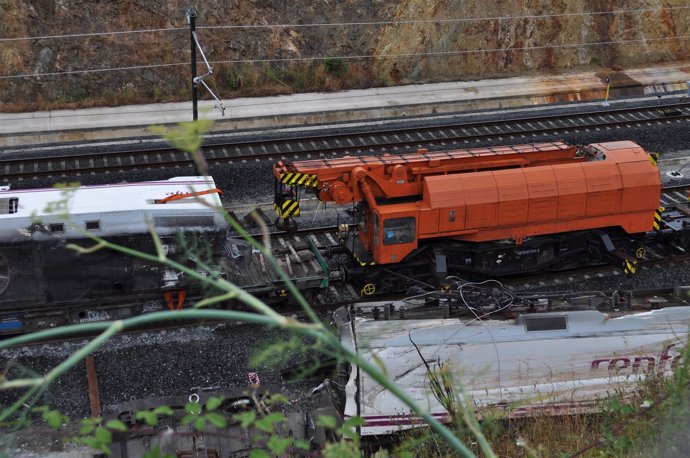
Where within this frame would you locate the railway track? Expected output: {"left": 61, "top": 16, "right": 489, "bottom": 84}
{"left": 3, "top": 101, "right": 690, "bottom": 182}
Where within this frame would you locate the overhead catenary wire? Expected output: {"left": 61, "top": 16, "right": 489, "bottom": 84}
{"left": 1, "top": 35, "right": 687, "bottom": 81}
{"left": 0, "top": 27, "right": 186, "bottom": 43}
{"left": 200, "top": 5, "right": 690, "bottom": 30}
{"left": 2, "top": 5, "right": 689, "bottom": 42}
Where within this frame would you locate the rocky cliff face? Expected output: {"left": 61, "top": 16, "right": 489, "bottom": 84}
{"left": 373, "top": 0, "right": 689, "bottom": 82}
{"left": 0, "top": 0, "right": 687, "bottom": 109}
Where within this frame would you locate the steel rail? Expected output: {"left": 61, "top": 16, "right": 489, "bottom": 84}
{"left": 2, "top": 101, "right": 689, "bottom": 182}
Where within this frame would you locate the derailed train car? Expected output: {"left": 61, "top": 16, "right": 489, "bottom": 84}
{"left": 0, "top": 177, "right": 228, "bottom": 332}
{"left": 335, "top": 291, "right": 690, "bottom": 436}
{"left": 0, "top": 176, "right": 333, "bottom": 334}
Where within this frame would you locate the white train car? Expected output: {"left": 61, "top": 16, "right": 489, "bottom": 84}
{"left": 0, "top": 176, "right": 226, "bottom": 242}
{"left": 337, "top": 297, "right": 690, "bottom": 436}
{"left": 0, "top": 177, "right": 228, "bottom": 332}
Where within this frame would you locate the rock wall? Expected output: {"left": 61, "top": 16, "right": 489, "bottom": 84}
{"left": 0, "top": 0, "right": 688, "bottom": 109}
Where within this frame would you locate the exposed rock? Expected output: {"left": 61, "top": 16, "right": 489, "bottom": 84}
{"left": 0, "top": 0, "right": 687, "bottom": 109}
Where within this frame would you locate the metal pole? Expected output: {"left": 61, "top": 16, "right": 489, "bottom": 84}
{"left": 186, "top": 7, "right": 198, "bottom": 121}
{"left": 86, "top": 356, "right": 101, "bottom": 418}
{"left": 602, "top": 76, "right": 611, "bottom": 107}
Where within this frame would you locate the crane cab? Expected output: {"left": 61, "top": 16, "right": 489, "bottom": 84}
{"left": 349, "top": 204, "right": 419, "bottom": 265}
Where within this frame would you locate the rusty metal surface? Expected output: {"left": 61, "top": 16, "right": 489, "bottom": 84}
{"left": 86, "top": 355, "right": 100, "bottom": 418}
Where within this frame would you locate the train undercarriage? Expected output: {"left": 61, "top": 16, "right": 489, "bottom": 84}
{"left": 342, "top": 226, "right": 680, "bottom": 296}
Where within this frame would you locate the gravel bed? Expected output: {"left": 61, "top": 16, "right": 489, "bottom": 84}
{"left": 0, "top": 321, "right": 324, "bottom": 421}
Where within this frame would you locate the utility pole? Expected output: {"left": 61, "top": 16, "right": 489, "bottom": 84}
{"left": 185, "top": 7, "right": 198, "bottom": 121}
{"left": 184, "top": 7, "right": 224, "bottom": 121}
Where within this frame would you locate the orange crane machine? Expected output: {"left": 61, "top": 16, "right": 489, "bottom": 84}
{"left": 273, "top": 141, "right": 662, "bottom": 293}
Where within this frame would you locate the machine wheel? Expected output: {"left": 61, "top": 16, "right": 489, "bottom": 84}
{"left": 0, "top": 253, "right": 9, "bottom": 296}
{"left": 635, "top": 245, "right": 647, "bottom": 259}
{"left": 360, "top": 283, "right": 376, "bottom": 296}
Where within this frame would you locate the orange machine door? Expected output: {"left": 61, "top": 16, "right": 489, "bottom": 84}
{"left": 582, "top": 161, "right": 623, "bottom": 216}
{"left": 493, "top": 169, "right": 529, "bottom": 226}
{"left": 553, "top": 164, "right": 587, "bottom": 219}
{"left": 460, "top": 172, "right": 498, "bottom": 230}
{"left": 618, "top": 161, "right": 662, "bottom": 212}
{"left": 523, "top": 167, "right": 558, "bottom": 223}
{"left": 422, "top": 175, "right": 467, "bottom": 233}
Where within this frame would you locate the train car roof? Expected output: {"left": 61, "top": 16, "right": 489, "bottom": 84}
{"left": 0, "top": 177, "right": 222, "bottom": 217}
{"left": 0, "top": 177, "right": 226, "bottom": 242}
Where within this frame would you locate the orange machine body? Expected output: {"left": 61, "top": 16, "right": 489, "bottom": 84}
{"left": 274, "top": 141, "right": 661, "bottom": 265}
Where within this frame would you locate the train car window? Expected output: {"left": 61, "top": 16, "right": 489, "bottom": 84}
{"left": 359, "top": 209, "right": 367, "bottom": 233}
{"left": 449, "top": 210, "right": 456, "bottom": 222}
{"left": 49, "top": 223, "right": 64, "bottom": 233}
{"left": 524, "top": 316, "right": 567, "bottom": 331}
{"left": 86, "top": 221, "right": 100, "bottom": 230}
{"left": 373, "top": 213, "right": 379, "bottom": 246}
{"left": 0, "top": 198, "right": 18, "bottom": 214}
{"left": 382, "top": 217, "right": 416, "bottom": 245}
{"left": 154, "top": 215, "right": 216, "bottom": 227}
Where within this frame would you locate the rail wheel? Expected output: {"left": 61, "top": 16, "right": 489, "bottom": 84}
{"left": 635, "top": 245, "right": 646, "bottom": 259}
{"left": 0, "top": 253, "right": 9, "bottom": 296}
{"left": 360, "top": 283, "right": 376, "bottom": 296}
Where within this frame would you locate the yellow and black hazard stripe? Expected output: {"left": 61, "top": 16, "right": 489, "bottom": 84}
{"left": 353, "top": 252, "right": 376, "bottom": 267}
{"left": 623, "top": 259, "right": 638, "bottom": 275}
{"left": 648, "top": 152, "right": 660, "bottom": 167}
{"left": 279, "top": 172, "right": 319, "bottom": 188}
{"left": 653, "top": 206, "right": 665, "bottom": 230}
{"left": 273, "top": 199, "right": 301, "bottom": 218}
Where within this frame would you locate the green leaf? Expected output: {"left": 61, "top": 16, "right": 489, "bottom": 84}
{"left": 339, "top": 416, "right": 365, "bottom": 441}
{"left": 79, "top": 422, "right": 95, "bottom": 435}
{"left": 143, "top": 448, "right": 161, "bottom": 458}
{"left": 135, "top": 410, "right": 160, "bottom": 427}
{"left": 181, "top": 414, "right": 195, "bottom": 426}
{"left": 249, "top": 449, "right": 271, "bottom": 458}
{"left": 204, "top": 412, "right": 227, "bottom": 428}
{"left": 316, "top": 415, "right": 337, "bottom": 429}
{"left": 95, "top": 427, "right": 112, "bottom": 444}
{"left": 294, "top": 438, "right": 311, "bottom": 450}
{"left": 43, "top": 410, "right": 65, "bottom": 429}
{"left": 83, "top": 437, "right": 100, "bottom": 449}
{"left": 233, "top": 410, "right": 257, "bottom": 428}
{"left": 105, "top": 419, "right": 128, "bottom": 432}
{"left": 266, "top": 393, "right": 289, "bottom": 405}
{"left": 153, "top": 405, "right": 174, "bottom": 416}
{"left": 205, "top": 396, "right": 224, "bottom": 412}
{"left": 255, "top": 412, "right": 286, "bottom": 433}
{"left": 339, "top": 427, "right": 359, "bottom": 442}
{"left": 185, "top": 402, "right": 202, "bottom": 415}
{"left": 267, "top": 436, "right": 292, "bottom": 455}
{"left": 100, "top": 443, "right": 112, "bottom": 456}
{"left": 342, "top": 416, "right": 366, "bottom": 428}
{"left": 194, "top": 416, "right": 207, "bottom": 431}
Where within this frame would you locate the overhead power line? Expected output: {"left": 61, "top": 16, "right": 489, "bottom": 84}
{"left": 0, "top": 62, "right": 187, "bottom": 80}
{"left": 0, "top": 35, "right": 687, "bottom": 80}
{"left": 208, "top": 35, "right": 690, "bottom": 65}
{"left": 201, "top": 6, "right": 690, "bottom": 30}
{"left": 1, "top": 5, "right": 689, "bottom": 43}
{"left": 0, "top": 27, "right": 185, "bottom": 43}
